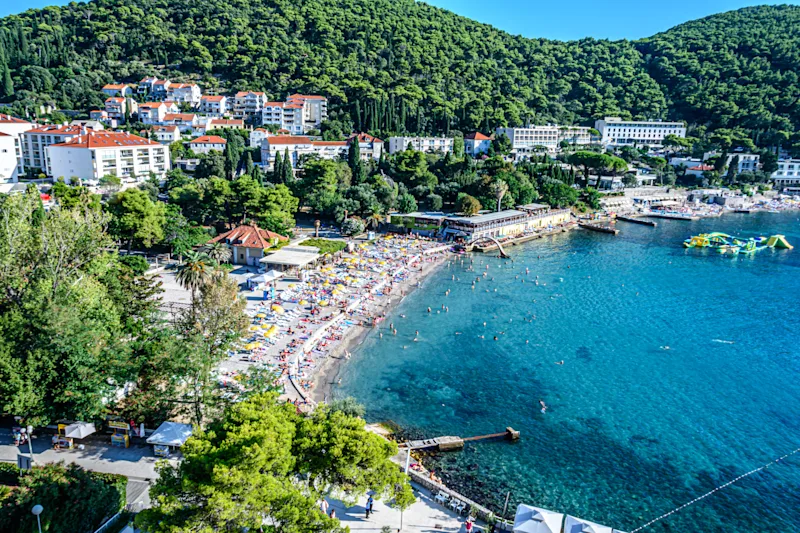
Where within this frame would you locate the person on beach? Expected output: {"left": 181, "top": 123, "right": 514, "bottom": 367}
{"left": 320, "top": 499, "right": 329, "bottom": 515}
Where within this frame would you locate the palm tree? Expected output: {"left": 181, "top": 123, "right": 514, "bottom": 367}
{"left": 202, "top": 242, "right": 232, "bottom": 264}
{"left": 491, "top": 180, "right": 508, "bottom": 212}
{"left": 176, "top": 251, "right": 214, "bottom": 303}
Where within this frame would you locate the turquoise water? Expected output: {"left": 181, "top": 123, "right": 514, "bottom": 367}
{"left": 338, "top": 212, "right": 800, "bottom": 532}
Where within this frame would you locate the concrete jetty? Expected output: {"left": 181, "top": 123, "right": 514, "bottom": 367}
{"left": 401, "top": 427, "right": 520, "bottom": 452}
{"left": 616, "top": 215, "right": 657, "bottom": 227}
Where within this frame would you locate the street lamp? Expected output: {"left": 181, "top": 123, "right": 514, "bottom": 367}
{"left": 31, "top": 504, "right": 43, "bottom": 533}
{"left": 26, "top": 425, "right": 35, "bottom": 464}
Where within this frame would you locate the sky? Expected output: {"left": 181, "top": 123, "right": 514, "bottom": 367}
{"left": 1, "top": 0, "right": 799, "bottom": 40}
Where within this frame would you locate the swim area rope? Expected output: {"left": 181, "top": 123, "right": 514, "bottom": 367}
{"left": 630, "top": 446, "right": 800, "bottom": 532}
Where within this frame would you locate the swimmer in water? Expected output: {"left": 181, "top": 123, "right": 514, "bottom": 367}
{"left": 427, "top": 307, "right": 431, "bottom": 313}
{"left": 661, "top": 345, "right": 670, "bottom": 350}
{"left": 555, "top": 360, "right": 564, "bottom": 365}
{"left": 478, "top": 335, "right": 484, "bottom": 339}
{"left": 539, "top": 399, "right": 547, "bottom": 413}
{"left": 400, "top": 314, "right": 406, "bottom": 318}
{"left": 493, "top": 336, "right": 498, "bottom": 341}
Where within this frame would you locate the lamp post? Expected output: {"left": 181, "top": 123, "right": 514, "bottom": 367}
{"left": 32, "top": 504, "right": 43, "bottom": 533}
{"left": 26, "top": 425, "right": 34, "bottom": 464}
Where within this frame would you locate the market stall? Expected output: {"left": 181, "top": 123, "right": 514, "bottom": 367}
{"left": 146, "top": 421, "right": 193, "bottom": 458}
{"left": 57, "top": 422, "right": 96, "bottom": 449}
{"left": 108, "top": 420, "right": 131, "bottom": 448}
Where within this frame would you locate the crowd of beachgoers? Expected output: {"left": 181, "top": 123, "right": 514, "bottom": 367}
{"left": 214, "top": 235, "right": 452, "bottom": 408}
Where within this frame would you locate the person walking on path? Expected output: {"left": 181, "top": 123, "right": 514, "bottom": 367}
{"left": 366, "top": 495, "right": 374, "bottom": 518}
{"left": 464, "top": 517, "right": 473, "bottom": 533}
{"left": 368, "top": 495, "right": 375, "bottom": 515}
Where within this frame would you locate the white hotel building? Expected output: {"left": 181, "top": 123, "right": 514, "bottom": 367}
{"left": 261, "top": 94, "right": 328, "bottom": 134}
{"left": 261, "top": 136, "right": 348, "bottom": 170}
{"left": 388, "top": 136, "right": 454, "bottom": 154}
{"left": 495, "top": 125, "right": 593, "bottom": 154}
{"left": 0, "top": 114, "right": 35, "bottom": 179}
{"left": 47, "top": 131, "right": 170, "bottom": 183}
{"left": 22, "top": 124, "right": 105, "bottom": 177}
{"left": 772, "top": 159, "right": 800, "bottom": 189}
{"left": 595, "top": 117, "right": 686, "bottom": 147}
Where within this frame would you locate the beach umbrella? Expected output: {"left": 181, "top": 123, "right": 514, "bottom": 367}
{"left": 256, "top": 313, "right": 266, "bottom": 318}
{"left": 271, "top": 305, "right": 284, "bottom": 314}
{"left": 513, "top": 505, "right": 564, "bottom": 533}
{"left": 64, "top": 422, "right": 96, "bottom": 439}
{"left": 299, "top": 299, "right": 309, "bottom": 305}
{"left": 288, "top": 283, "right": 296, "bottom": 288}
{"left": 249, "top": 325, "right": 260, "bottom": 331}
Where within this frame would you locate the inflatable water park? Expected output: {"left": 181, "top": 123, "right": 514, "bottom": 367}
{"left": 683, "top": 232, "right": 793, "bottom": 255}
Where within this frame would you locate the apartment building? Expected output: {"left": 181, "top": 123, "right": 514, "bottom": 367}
{"left": 22, "top": 124, "right": 103, "bottom": 177}
{"left": 495, "top": 126, "right": 561, "bottom": 153}
{"left": 261, "top": 94, "right": 328, "bottom": 134}
{"left": 249, "top": 128, "right": 269, "bottom": 148}
{"left": 772, "top": 159, "right": 800, "bottom": 189}
{"left": 138, "top": 77, "right": 159, "bottom": 96}
{"left": 152, "top": 80, "right": 172, "bottom": 100}
{"left": 163, "top": 113, "right": 200, "bottom": 133}
{"left": 168, "top": 83, "right": 202, "bottom": 105}
{"left": 104, "top": 97, "right": 137, "bottom": 123}
{"left": 558, "top": 126, "right": 593, "bottom": 146}
{"left": 260, "top": 136, "right": 347, "bottom": 170}
{"left": 595, "top": 117, "right": 686, "bottom": 147}
{"left": 0, "top": 114, "right": 35, "bottom": 177}
{"left": 233, "top": 91, "right": 266, "bottom": 117}
{"left": 102, "top": 83, "right": 132, "bottom": 97}
{"left": 464, "top": 132, "right": 491, "bottom": 156}
{"left": 199, "top": 95, "right": 227, "bottom": 117}
{"left": 388, "top": 136, "right": 454, "bottom": 154}
{"left": 47, "top": 131, "right": 170, "bottom": 184}
{"left": 0, "top": 134, "right": 18, "bottom": 184}
{"left": 186, "top": 135, "right": 227, "bottom": 155}
{"left": 208, "top": 118, "right": 245, "bottom": 131}
{"left": 153, "top": 125, "right": 181, "bottom": 144}
{"left": 138, "top": 102, "right": 177, "bottom": 125}
{"left": 703, "top": 151, "right": 761, "bottom": 173}
{"left": 348, "top": 133, "right": 383, "bottom": 161}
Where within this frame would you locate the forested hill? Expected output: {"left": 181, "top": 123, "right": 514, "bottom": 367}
{"left": 0, "top": 0, "right": 799, "bottom": 143}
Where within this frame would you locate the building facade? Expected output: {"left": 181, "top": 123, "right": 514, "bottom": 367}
{"left": 163, "top": 113, "right": 200, "bottom": 133}
{"left": 153, "top": 126, "right": 181, "bottom": 144}
{"left": 388, "top": 136, "right": 454, "bottom": 154}
{"left": 199, "top": 95, "right": 228, "bottom": 117}
{"left": 22, "top": 124, "right": 97, "bottom": 177}
{"left": 0, "top": 114, "right": 35, "bottom": 176}
{"left": 186, "top": 135, "right": 227, "bottom": 155}
{"left": 260, "top": 136, "right": 347, "bottom": 170}
{"left": 261, "top": 94, "right": 328, "bottom": 134}
{"left": 208, "top": 224, "right": 287, "bottom": 266}
{"left": 495, "top": 126, "right": 560, "bottom": 153}
{"left": 47, "top": 131, "right": 170, "bottom": 184}
{"left": 772, "top": 159, "right": 800, "bottom": 189}
{"left": 348, "top": 133, "right": 383, "bottom": 161}
{"left": 233, "top": 91, "right": 266, "bottom": 117}
{"left": 0, "top": 134, "right": 18, "bottom": 184}
{"left": 464, "top": 132, "right": 491, "bottom": 156}
{"left": 168, "top": 83, "right": 202, "bottom": 105}
{"left": 208, "top": 119, "right": 245, "bottom": 131}
{"left": 102, "top": 84, "right": 132, "bottom": 97}
{"left": 595, "top": 117, "right": 686, "bottom": 147}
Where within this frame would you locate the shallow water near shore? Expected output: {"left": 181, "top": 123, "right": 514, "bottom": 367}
{"left": 338, "top": 211, "right": 800, "bottom": 532}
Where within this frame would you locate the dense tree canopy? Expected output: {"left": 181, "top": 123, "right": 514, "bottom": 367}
{"left": 1, "top": 1, "right": 799, "bottom": 148}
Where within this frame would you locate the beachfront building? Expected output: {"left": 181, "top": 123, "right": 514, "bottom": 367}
{"left": 47, "top": 131, "right": 170, "bottom": 184}
{"left": 233, "top": 91, "right": 266, "bottom": 117}
{"left": 102, "top": 83, "right": 132, "bottom": 97}
{"left": 199, "top": 95, "right": 228, "bottom": 117}
{"left": 208, "top": 224, "right": 288, "bottom": 267}
{"left": 0, "top": 114, "right": 35, "bottom": 177}
{"left": 388, "top": 136, "right": 454, "bottom": 154}
{"left": 186, "top": 135, "right": 227, "bottom": 155}
{"left": 464, "top": 132, "right": 492, "bottom": 156}
{"left": 702, "top": 151, "right": 761, "bottom": 173}
{"left": 260, "top": 136, "right": 348, "bottom": 170}
{"left": 395, "top": 205, "right": 571, "bottom": 242}
{"left": 22, "top": 124, "right": 103, "bottom": 177}
{"left": 772, "top": 158, "right": 800, "bottom": 189}
{"left": 260, "top": 245, "right": 321, "bottom": 273}
{"left": 594, "top": 117, "right": 686, "bottom": 148}
{"left": 496, "top": 126, "right": 559, "bottom": 153}
{"left": 558, "top": 126, "right": 594, "bottom": 146}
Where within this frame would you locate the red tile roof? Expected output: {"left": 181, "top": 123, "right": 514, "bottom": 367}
{"left": 164, "top": 113, "right": 197, "bottom": 121}
{"left": 105, "top": 97, "right": 125, "bottom": 103}
{"left": 235, "top": 91, "right": 266, "bottom": 97}
{"left": 188, "top": 135, "right": 227, "bottom": 145}
{"left": 209, "top": 224, "right": 287, "bottom": 248}
{"left": 312, "top": 141, "right": 347, "bottom": 147}
{"left": 154, "top": 80, "right": 170, "bottom": 86}
{"left": 201, "top": 95, "right": 226, "bottom": 102}
{"left": 103, "top": 84, "right": 127, "bottom": 90}
{"left": 465, "top": 132, "right": 490, "bottom": 140}
{"left": 209, "top": 119, "right": 244, "bottom": 126}
{"left": 27, "top": 125, "right": 84, "bottom": 135}
{"left": 349, "top": 132, "right": 383, "bottom": 144}
{"left": 265, "top": 136, "right": 312, "bottom": 145}
{"left": 153, "top": 125, "right": 180, "bottom": 132}
{"left": 287, "top": 93, "right": 326, "bottom": 100}
{"left": 0, "top": 113, "right": 31, "bottom": 124}
{"left": 50, "top": 131, "right": 159, "bottom": 149}
{"left": 139, "top": 102, "right": 166, "bottom": 109}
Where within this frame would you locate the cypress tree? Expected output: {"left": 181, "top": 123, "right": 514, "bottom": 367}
{"left": 348, "top": 137, "right": 366, "bottom": 184}
{"left": 273, "top": 151, "right": 283, "bottom": 182}
{"left": 282, "top": 148, "right": 293, "bottom": 182}
{"left": 1, "top": 64, "right": 13, "bottom": 98}
{"left": 354, "top": 101, "right": 362, "bottom": 131}
{"left": 243, "top": 151, "right": 254, "bottom": 176}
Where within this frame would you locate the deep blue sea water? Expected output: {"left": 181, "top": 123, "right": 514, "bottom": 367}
{"left": 338, "top": 212, "right": 800, "bottom": 532}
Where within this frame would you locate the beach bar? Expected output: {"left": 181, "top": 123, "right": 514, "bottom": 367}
{"left": 260, "top": 245, "right": 321, "bottom": 273}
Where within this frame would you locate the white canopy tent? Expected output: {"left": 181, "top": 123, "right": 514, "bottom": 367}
{"left": 146, "top": 422, "right": 193, "bottom": 447}
{"left": 564, "top": 515, "right": 614, "bottom": 533}
{"left": 63, "top": 422, "right": 96, "bottom": 439}
{"left": 514, "top": 504, "right": 564, "bottom": 533}
{"left": 250, "top": 270, "right": 285, "bottom": 285}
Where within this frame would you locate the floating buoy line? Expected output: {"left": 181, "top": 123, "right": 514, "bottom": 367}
{"left": 630, "top": 445, "right": 800, "bottom": 532}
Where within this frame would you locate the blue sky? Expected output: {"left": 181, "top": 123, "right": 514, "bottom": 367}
{"left": 1, "top": 0, "right": 799, "bottom": 40}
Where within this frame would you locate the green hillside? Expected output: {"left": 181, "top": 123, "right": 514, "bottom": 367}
{"left": 0, "top": 0, "right": 798, "bottom": 145}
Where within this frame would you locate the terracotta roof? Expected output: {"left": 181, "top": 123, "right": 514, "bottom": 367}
{"left": 209, "top": 119, "right": 244, "bottom": 126}
{"left": 276, "top": 129, "right": 290, "bottom": 134}
{"left": 265, "top": 136, "right": 312, "bottom": 145}
{"left": 0, "top": 113, "right": 30, "bottom": 124}
{"left": 103, "top": 84, "right": 127, "bottom": 90}
{"left": 105, "top": 97, "right": 125, "bottom": 103}
{"left": 153, "top": 125, "right": 179, "bottom": 132}
{"left": 139, "top": 102, "right": 166, "bottom": 109}
{"left": 27, "top": 125, "right": 84, "bottom": 135}
{"left": 287, "top": 93, "right": 326, "bottom": 100}
{"left": 0, "top": 132, "right": 9, "bottom": 137}
{"left": 263, "top": 102, "right": 286, "bottom": 107}
{"left": 253, "top": 128, "right": 268, "bottom": 133}
{"left": 201, "top": 95, "right": 226, "bottom": 102}
{"left": 209, "top": 224, "right": 287, "bottom": 248}
{"left": 154, "top": 80, "right": 170, "bottom": 86}
{"left": 284, "top": 104, "right": 303, "bottom": 109}
{"left": 236, "top": 91, "right": 266, "bottom": 97}
{"left": 349, "top": 132, "right": 383, "bottom": 144}
{"left": 312, "top": 141, "right": 347, "bottom": 147}
{"left": 465, "top": 132, "right": 490, "bottom": 140}
{"left": 164, "top": 113, "right": 197, "bottom": 121}
{"left": 188, "top": 135, "right": 227, "bottom": 145}
{"left": 50, "top": 131, "right": 159, "bottom": 149}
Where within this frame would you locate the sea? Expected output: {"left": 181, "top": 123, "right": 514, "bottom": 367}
{"left": 337, "top": 211, "right": 800, "bottom": 532}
